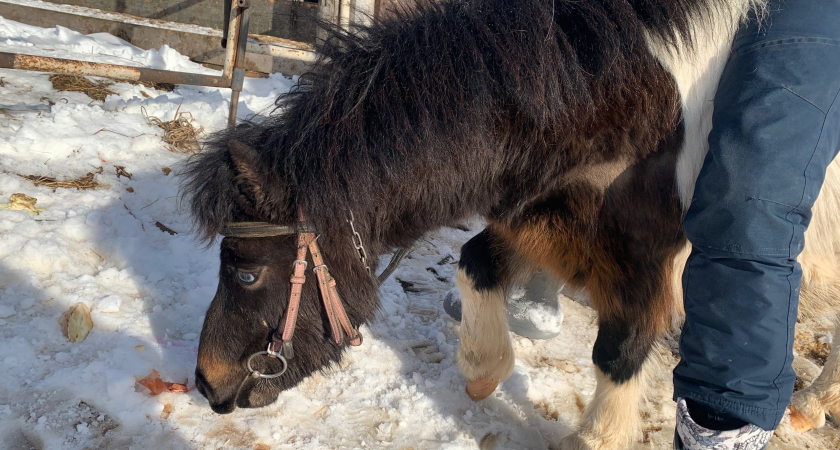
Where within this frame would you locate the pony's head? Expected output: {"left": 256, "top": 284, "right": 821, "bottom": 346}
{"left": 180, "top": 133, "right": 377, "bottom": 414}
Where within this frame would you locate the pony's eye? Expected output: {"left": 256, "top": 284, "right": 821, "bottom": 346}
{"left": 236, "top": 271, "right": 257, "bottom": 284}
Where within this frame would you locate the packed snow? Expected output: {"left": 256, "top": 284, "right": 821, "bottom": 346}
{"left": 0, "top": 16, "right": 837, "bottom": 450}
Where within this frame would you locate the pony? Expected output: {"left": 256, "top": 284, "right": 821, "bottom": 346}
{"left": 180, "top": 0, "right": 840, "bottom": 447}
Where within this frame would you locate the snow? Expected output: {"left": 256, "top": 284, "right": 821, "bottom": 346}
{"left": 0, "top": 16, "right": 836, "bottom": 450}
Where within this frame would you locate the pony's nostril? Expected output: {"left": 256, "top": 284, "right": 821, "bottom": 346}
{"left": 194, "top": 370, "right": 214, "bottom": 403}
{"left": 194, "top": 368, "right": 237, "bottom": 414}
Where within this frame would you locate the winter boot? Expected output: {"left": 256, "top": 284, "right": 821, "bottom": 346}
{"left": 674, "top": 398, "right": 772, "bottom": 450}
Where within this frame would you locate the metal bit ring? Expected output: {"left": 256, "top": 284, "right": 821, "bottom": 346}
{"left": 246, "top": 345, "right": 288, "bottom": 379}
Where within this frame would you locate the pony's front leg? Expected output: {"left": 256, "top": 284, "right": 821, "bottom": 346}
{"left": 456, "top": 228, "right": 516, "bottom": 400}
{"left": 561, "top": 261, "right": 673, "bottom": 450}
{"left": 560, "top": 326, "right": 651, "bottom": 450}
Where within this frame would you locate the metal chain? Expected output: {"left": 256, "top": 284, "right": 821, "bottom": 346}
{"left": 347, "top": 210, "right": 371, "bottom": 275}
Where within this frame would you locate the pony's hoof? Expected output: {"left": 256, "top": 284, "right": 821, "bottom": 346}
{"left": 558, "top": 433, "right": 590, "bottom": 450}
{"left": 789, "top": 405, "right": 818, "bottom": 433}
{"left": 466, "top": 377, "right": 498, "bottom": 401}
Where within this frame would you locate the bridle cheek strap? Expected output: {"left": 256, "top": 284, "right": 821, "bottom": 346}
{"left": 271, "top": 214, "right": 363, "bottom": 360}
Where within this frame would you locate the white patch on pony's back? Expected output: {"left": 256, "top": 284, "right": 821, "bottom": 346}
{"left": 645, "top": 0, "right": 767, "bottom": 208}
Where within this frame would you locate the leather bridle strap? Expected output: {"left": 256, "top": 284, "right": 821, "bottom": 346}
{"left": 308, "top": 237, "right": 362, "bottom": 346}
{"left": 220, "top": 211, "right": 407, "bottom": 367}
{"left": 219, "top": 222, "right": 299, "bottom": 237}
{"left": 274, "top": 230, "right": 362, "bottom": 355}
{"left": 253, "top": 209, "right": 363, "bottom": 360}
{"left": 219, "top": 221, "right": 409, "bottom": 288}
{"left": 274, "top": 230, "right": 311, "bottom": 359}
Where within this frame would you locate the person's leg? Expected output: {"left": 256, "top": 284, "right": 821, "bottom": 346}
{"left": 675, "top": 0, "right": 840, "bottom": 445}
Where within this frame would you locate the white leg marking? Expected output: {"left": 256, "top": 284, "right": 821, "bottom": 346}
{"left": 560, "top": 369, "right": 644, "bottom": 450}
{"left": 455, "top": 268, "right": 515, "bottom": 384}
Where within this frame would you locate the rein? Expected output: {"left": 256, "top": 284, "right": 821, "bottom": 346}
{"left": 219, "top": 210, "right": 411, "bottom": 379}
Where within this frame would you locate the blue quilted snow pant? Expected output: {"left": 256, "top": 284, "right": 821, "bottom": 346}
{"left": 673, "top": 0, "right": 840, "bottom": 431}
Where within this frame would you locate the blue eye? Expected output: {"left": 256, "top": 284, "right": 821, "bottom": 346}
{"left": 237, "top": 271, "right": 257, "bottom": 284}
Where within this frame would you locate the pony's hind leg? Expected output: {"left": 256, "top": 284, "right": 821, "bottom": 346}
{"left": 789, "top": 254, "right": 840, "bottom": 432}
{"left": 456, "top": 228, "right": 518, "bottom": 400}
{"left": 789, "top": 155, "right": 840, "bottom": 431}
{"left": 790, "top": 317, "right": 840, "bottom": 431}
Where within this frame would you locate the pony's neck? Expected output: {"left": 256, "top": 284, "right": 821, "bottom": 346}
{"left": 297, "top": 150, "right": 503, "bottom": 263}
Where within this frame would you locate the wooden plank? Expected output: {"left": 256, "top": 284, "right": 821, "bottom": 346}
{"left": 43, "top": 0, "right": 319, "bottom": 43}
{"left": 0, "top": 0, "right": 316, "bottom": 75}
{"left": 316, "top": 0, "right": 339, "bottom": 44}
{"left": 351, "top": 0, "right": 375, "bottom": 26}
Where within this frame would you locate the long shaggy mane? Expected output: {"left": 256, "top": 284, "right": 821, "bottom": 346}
{"left": 182, "top": 0, "right": 746, "bottom": 245}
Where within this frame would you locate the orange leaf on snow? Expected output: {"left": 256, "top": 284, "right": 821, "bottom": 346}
{"left": 166, "top": 379, "right": 190, "bottom": 393}
{"left": 138, "top": 369, "right": 168, "bottom": 395}
{"left": 137, "top": 370, "right": 191, "bottom": 396}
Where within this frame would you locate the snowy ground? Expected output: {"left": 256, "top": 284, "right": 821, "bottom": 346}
{"left": 0, "top": 16, "right": 838, "bottom": 450}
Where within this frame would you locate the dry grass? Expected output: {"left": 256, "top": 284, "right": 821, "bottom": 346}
{"left": 16, "top": 172, "right": 102, "bottom": 190}
{"left": 49, "top": 74, "right": 175, "bottom": 101}
{"left": 143, "top": 104, "right": 203, "bottom": 154}
{"left": 114, "top": 165, "right": 133, "bottom": 179}
{"left": 49, "top": 74, "right": 116, "bottom": 102}
{"left": 154, "top": 221, "right": 177, "bottom": 235}
{"left": 128, "top": 80, "right": 176, "bottom": 92}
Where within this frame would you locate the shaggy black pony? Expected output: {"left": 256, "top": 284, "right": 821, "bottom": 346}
{"left": 181, "top": 0, "right": 762, "bottom": 447}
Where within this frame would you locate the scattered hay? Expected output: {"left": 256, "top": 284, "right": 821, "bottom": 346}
{"left": 128, "top": 80, "right": 176, "bottom": 92}
{"left": 49, "top": 74, "right": 115, "bottom": 101}
{"left": 155, "top": 221, "right": 177, "bottom": 235}
{"left": 143, "top": 104, "right": 203, "bottom": 153}
{"left": 114, "top": 165, "right": 133, "bottom": 179}
{"left": 17, "top": 172, "right": 102, "bottom": 190}
{"left": 93, "top": 128, "right": 148, "bottom": 139}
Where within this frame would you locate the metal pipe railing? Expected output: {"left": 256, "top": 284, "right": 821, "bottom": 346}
{"left": 221, "top": 0, "right": 234, "bottom": 49}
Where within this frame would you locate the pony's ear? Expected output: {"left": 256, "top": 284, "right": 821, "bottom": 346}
{"left": 227, "top": 140, "right": 295, "bottom": 225}
{"left": 180, "top": 137, "right": 294, "bottom": 243}
{"left": 228, "top": 140, "right": 269, "bottom": 191}
{"left": 181, "top": 142, "right": 238, "bottom": 242}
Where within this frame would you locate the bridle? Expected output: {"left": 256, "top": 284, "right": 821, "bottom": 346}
{"left": 219, "top": 208, "right": 410, "bottom": 379}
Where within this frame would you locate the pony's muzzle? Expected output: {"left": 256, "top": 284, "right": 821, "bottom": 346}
{"left": 195, "top": 368, "right": 237, "bottom": 414}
